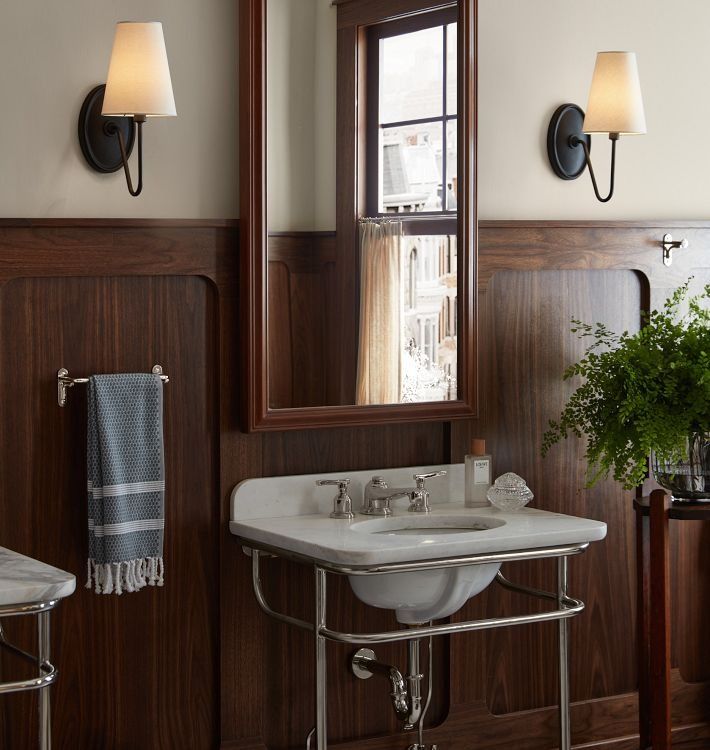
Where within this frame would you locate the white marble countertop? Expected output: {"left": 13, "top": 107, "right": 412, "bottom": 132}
{"left": 231, "top": 503, "right": 607, "bottom": 566}
{"left": 0, "top": 547, "right": 76, "bottom": 606}
{"left": 230, "top": 464, "right": 607, "bottom": 567}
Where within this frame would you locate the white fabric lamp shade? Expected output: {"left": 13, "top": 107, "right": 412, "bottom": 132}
{"left": 582, "top": 52, "right": 646, "bottom": 135}
{"left": 101, "top": 22, "right": 177, "bottom": 117}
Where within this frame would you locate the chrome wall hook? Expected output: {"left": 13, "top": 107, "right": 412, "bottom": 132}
{"left": 662, "top": 233, "right": 688, "bottom": 267}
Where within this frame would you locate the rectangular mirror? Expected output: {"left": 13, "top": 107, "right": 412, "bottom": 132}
{"left": 240, "top": 0, "right": 477, "bottom": 430}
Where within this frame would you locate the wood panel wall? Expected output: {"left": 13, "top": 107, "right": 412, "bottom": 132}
{"left": 267, "top": 232, "right": 338, "bottom": 408}
{"left": 0, "top": 221, "right": 235, "bottom": 750}
{"left": 0, "top": 220, "right": 709, "bottom": 749}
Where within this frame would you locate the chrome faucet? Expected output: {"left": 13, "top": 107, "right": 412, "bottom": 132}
{"left": 361, "top": 471, "right": 446, "bottom": 515}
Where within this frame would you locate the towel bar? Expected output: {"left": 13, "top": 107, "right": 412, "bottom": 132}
{"left": 57, "top": 364, "right": 169, "bottom": 407}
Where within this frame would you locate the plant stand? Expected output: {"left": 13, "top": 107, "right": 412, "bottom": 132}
{"left": 634, "top": 489, "right": 710, "bottom": 749}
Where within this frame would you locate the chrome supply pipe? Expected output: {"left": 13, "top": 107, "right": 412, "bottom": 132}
{"left": 410, "top": 627, "right": 436, "bottom": 750}
{"left": 404, "top": 630, "right": 424, "bottom": 730}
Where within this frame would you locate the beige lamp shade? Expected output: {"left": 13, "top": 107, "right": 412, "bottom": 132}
{"left": 582, "top": 52, "right": 646, "bottom": 135}
{"left": 102, "top": 22, "right": 177, "bottom": 117}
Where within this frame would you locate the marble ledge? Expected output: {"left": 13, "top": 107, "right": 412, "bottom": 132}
{"left": 0, "top": 546, "right": 76, "bottom": 607}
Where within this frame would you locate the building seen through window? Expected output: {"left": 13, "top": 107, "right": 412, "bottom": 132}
{"left": 365, "top": 7, "right": 459, "bottom": 402}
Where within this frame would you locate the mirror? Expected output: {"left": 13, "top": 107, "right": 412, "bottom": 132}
{"left": 240, "top": 0, "right": 477, "bottom": 430}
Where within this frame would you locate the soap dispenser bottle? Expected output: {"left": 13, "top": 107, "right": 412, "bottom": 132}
{"left": 465, "top": 439, "right": 492, "bottom": 507}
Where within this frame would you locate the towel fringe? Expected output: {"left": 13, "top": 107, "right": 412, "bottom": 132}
{"left": 86, "top": 557, "right": 164, "bottom": 595}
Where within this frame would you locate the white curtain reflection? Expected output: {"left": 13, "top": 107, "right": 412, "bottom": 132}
{"left": 356, "top": 219, "right": 403, "bottom": 405}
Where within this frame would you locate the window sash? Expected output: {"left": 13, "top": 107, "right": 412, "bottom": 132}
{"left": 366, "top": 6, "right": 459, "bottom": 218}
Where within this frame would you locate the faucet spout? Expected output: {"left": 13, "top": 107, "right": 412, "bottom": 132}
{"left": 361, "top": 476, "right": 415, "bottom": 515}
{"left": 361, "top": 470, "right": 447, "bottom": 515}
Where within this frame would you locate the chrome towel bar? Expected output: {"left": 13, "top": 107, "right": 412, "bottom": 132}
{"left": 57, "top": 364, "right": 169, "bottom": 407}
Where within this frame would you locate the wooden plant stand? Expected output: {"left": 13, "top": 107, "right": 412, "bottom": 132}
{"left": 634, "top": 490, "right": 710, "bottom": 749}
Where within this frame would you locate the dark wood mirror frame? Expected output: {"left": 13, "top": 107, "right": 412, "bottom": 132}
{"left": 239, "top": 0, "right": 478, "bottom": 431}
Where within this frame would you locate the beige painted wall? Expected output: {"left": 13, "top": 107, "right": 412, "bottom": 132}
{"left": 2, "top": 0, "right": 709, "bottom": 221}
{"left": 267, "top": 0, "right": 709, "bottom": 226}
{"left": 266, "top": 0, "right": 336, "bottom": 231}
{"left": 0, "top": 0, "right": 237, "bottom": 218}
{"left": 478, "top": 0, "right": 710, "bottom": 220}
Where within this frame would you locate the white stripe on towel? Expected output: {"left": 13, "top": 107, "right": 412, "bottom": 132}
{"left": 88, "top": 518, "right": 165, "bottom": 536}
{"left": 87, "top": 480, "right": 165, "bottom": 499}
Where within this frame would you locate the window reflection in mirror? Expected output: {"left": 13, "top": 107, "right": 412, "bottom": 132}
{"left": 266, "top": 0, "right": 460, "bottom": 410}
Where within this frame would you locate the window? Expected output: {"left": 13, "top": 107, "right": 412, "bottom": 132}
{"left": 364, "top": 6, "right": 459, "bottom": 404}
{"left": 366, "top": 7, "right": 458, "bottom": 221}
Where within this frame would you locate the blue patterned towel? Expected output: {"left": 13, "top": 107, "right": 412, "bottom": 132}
{"left": 86, "top": 373, "right": 165, "bottom": 595}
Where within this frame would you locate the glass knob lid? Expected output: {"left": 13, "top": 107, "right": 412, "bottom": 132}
{"left": 486, "top": 472, "right": 534, "bottom": 511}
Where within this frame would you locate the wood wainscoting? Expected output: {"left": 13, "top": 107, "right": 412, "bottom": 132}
{"left": 0, "top": 220, "right": 709, "bottom": 749}
{"left": 267, "top": 232, "right": 338, "bottom": 408}
{"left": 0, "top": 220, "right": 237, "bottom": 750}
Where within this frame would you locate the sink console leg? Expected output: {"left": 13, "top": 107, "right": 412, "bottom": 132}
{"left": 558, "top": 556, "right": 571, "bottom": 750}
{"left": 38, "top": 611, "right": 51, "bottom": 750}
{"left": 315, "top": 567, "right": 328, "bottom": 750}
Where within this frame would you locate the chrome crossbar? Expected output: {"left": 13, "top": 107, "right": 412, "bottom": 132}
{"left": 0, "top": 606, "right": 58, "bottom": 698}
{"left": 0, "top": 660, "right": 57, "bottom": 695}
{"left": 0, "top": 599, "right": 58, "bottom": 618}
{"left": 250, "top": 548, "right": 584, "bottom": 643}
{"left": 240, "top": 539, "right": 588, "bottom": 575}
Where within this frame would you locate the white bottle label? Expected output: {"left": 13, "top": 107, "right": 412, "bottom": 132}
{"left": 473, "top": 459, "right": 490, "bottom": 484}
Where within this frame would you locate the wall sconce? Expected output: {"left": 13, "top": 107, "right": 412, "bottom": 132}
{"left": 547, "top": 51, "right": 646, "bottom": 203}
{"left": 78, "top": 22, "right": 176, "bottom": 197}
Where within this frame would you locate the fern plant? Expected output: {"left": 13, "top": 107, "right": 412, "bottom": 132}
{"left": 542, "top": 280, "right": 710, "bottom": 490}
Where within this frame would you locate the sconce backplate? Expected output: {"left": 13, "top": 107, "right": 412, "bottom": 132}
{"left": 547, "top": 103, "right": 591, "bottom": 180}
{"left": 78, "top": 84, "right": 135, "bottom": 174}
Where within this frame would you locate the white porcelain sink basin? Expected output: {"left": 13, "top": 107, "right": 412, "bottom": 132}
{"left": 230, "top": 464, "right": 607, "bottom": 624}
{"left": 348, "top": 515, "right": 506, "bottom": 623}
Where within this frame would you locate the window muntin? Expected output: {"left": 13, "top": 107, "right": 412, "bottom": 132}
{"left": 367, "top": 8, "right": 458, "bottom": 218}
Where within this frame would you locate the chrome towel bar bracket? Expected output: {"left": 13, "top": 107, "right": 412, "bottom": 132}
{"left": 57, "top": 364, "right": 169, "bottom": 407}
{"left": 662, "top": 233, "right": 689, "bottom": 267}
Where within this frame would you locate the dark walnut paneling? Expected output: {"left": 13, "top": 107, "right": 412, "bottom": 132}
{"left": 0, "top": 222, "right": 234, "bottom": 750}
{"left": 2, "top": 221, "right": 710, "bottom": 750}
{"left": 267, "top": 233, "right": 337, "bottom": 408}
{"left": 0, "top": 275, "right": 219, "bottom": 749}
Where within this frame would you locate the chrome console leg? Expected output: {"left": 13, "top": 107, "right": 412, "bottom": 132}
{"left": 38, "top": 611, "right": 51, "bottom": 750}
{"left": 557, "top": 556, "right": 571, "bottom": 750}
{"left": 314, "top": 567, "right": 327, "bottom": 750}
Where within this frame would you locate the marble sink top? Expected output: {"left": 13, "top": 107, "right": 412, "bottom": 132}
{"left": 231, "top": 503, "right": 606, "bottom": 566}
{"left": 230, "top": 465, "right": 607, "bottom": 567}
{"left": 0, "top": 547, "right": 76, "bottom": 606}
